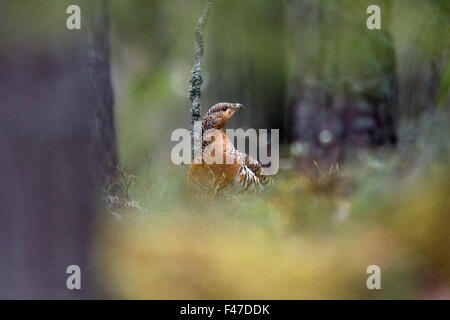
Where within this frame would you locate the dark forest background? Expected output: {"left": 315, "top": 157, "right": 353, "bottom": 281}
{"left": 110, "top": 0, "right": 448, "bottom": 171}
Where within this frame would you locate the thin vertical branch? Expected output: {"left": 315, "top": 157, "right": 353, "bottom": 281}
{"left": 189, "top": 0, "right": 214, "bottom": 131}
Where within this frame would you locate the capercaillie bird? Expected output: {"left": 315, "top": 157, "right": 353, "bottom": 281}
{"left": 189, "top": 102, "right": 270, "bottom": 193}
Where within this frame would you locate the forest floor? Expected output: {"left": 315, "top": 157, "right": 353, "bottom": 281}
{"left": 96, "top": 111, "right": 450, "bottom": 299}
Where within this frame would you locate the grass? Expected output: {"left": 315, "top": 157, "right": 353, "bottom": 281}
{"left": 95, "top": 111, "right": 450, "bottom": 299}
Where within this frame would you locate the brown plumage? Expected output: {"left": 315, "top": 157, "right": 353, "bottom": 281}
{"left": 189, "top": 102, "right": 270, "bottom": 193}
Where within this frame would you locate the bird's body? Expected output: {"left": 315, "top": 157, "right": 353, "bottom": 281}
{"left": 189, "top": 102, "right": 269, "bottom": 193}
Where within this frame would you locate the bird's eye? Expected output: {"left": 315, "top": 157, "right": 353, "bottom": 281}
{"left": 223, "top": 107, "right": 228, "bottom": 111}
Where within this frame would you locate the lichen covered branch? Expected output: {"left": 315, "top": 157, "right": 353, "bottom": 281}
{"left": 189, "top": 0, "right": 214, "bottom": 127}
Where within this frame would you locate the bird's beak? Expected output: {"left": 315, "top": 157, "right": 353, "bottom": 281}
{"left": 233, "top": 103, "right": 244, "bottom": 110}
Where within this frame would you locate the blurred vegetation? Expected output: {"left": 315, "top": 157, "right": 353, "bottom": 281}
{"left": 97, "top": 0, "right": 449, "bottom": 298}
{"left": 97, "top": 111, "right": 449, "bottom": 299}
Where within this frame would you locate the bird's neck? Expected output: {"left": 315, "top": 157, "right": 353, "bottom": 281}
{"left": 216, "top": 126, "right": 226, "bottom": 134}
{"left": 202, "top": 126, "right": 233, "bottom": 150}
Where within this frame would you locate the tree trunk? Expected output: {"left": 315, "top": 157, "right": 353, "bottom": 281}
{"left": 391, "top": 0, "right": 449, "bottom": 118}
{"left": 287, "top": 0, "right": 397, "bottom": 175}
{"left": 0, "top": 0, "right": 117, "bottom": 298}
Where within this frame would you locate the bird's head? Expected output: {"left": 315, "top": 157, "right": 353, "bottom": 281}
{"left": 202, "top": 102, "right": 244, "bottom": 131}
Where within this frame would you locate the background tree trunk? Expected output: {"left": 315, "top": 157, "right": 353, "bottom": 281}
{"left": 286, "top": 0, "right": 397, "bottom": 175}
{"left": 0, "top": 0, "right": 117, "bottom": 298}
{"left": 390, "top": 0, "right": 450, "bottom": 118}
